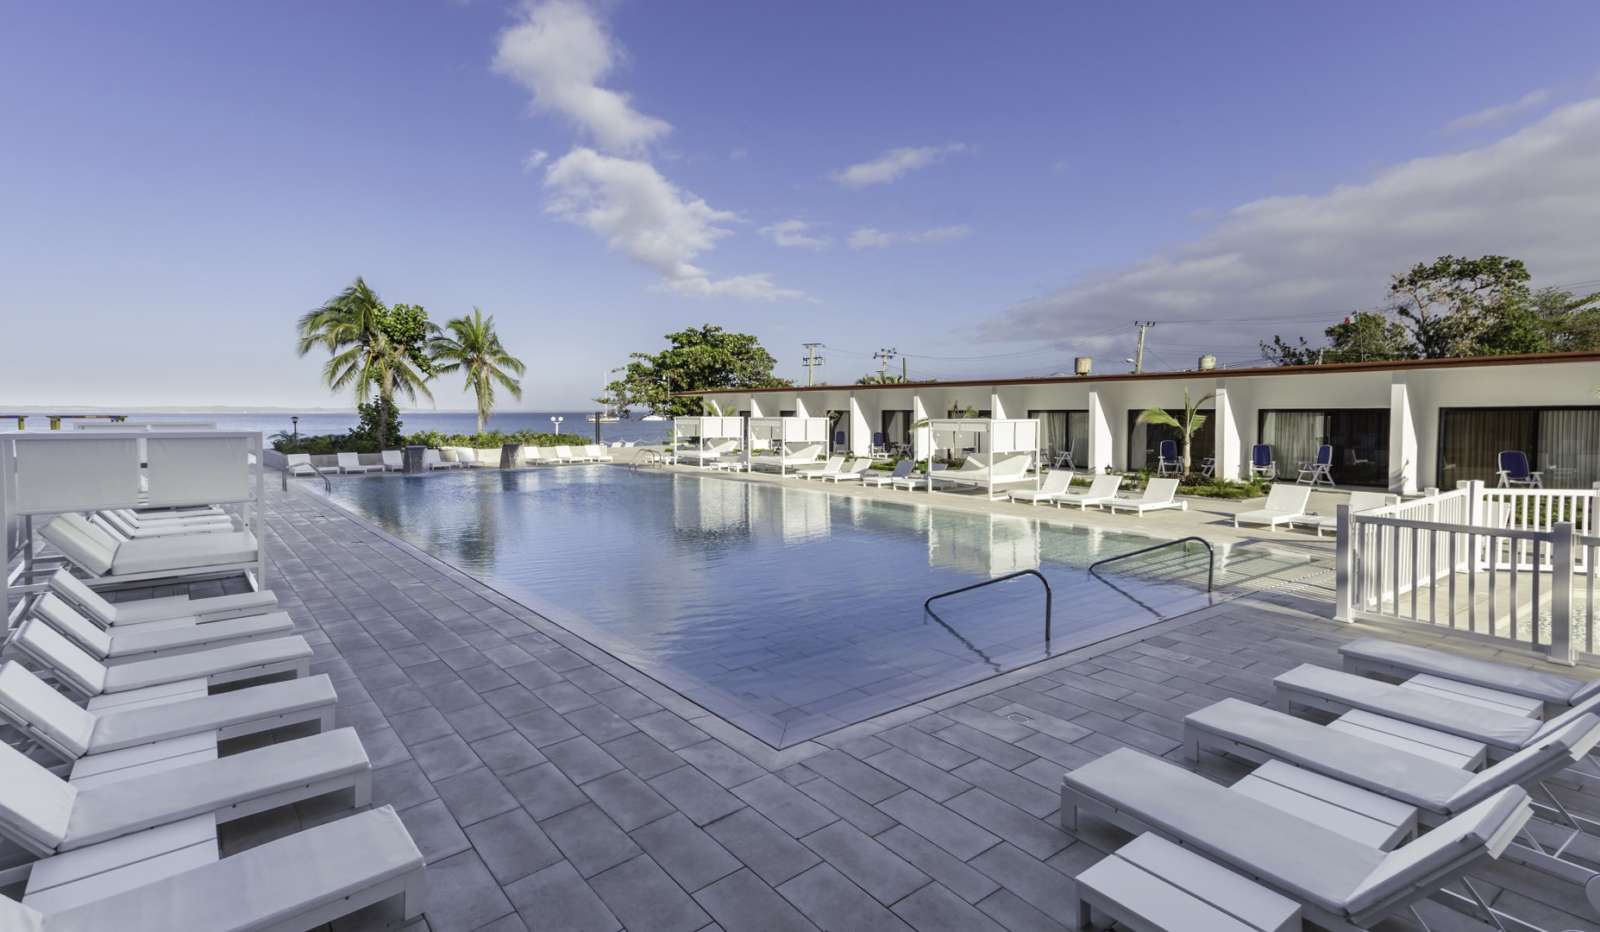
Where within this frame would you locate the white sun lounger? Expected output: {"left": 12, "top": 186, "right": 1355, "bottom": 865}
{"left": 0, "top": 726, "right": 370, "bottom": 857}
{"left": 797, "top": 454, "right": 847, "bottom": 480}
{"left": 422, "top": 449, "right": 454, "bottom": 470}
{"left": 1061, "top": 747, "right": 1532, "bottom": 931}
{"left": 40, "top": 515, "right": 259, "bottom": 581}
{"left": 1010, "top": 470, "right": 1073, "bottom": 505}
{"left": 0, "top": 805, "right": 425, "bottom": 932}
{"left": 1057, "top": 474, "right": 1123, "bottom": 510}
{"left": 818, "top": 458, "right": 872, "bottom": 483}
{"left": 334, "top": 452, "right": 378, "bottom": 475}
{"left": 677, "top": 440, "right": 736, "bottom": 466}
{"left": 1105, "top": 477, "right": 1187, "bottom": 516}
{"left": 7, "top": 619, "right": 312, "bottom": 700}
{"left": 1274, "top": 663, "right": 1600, "bottom": 762}
{"left": 1340, "top": 636, "right": 1600, "bottom": 716}
{"left": 0, "top": 661, "right": 336, "bottom": 763}
{"left": 1297, "top": 490, "right": 1393, "bottom": 538}
{"left": 380, "top": 450, "right": 404, "bottom": 471}
{"left": 862, "top": 459, "right": 914, "bottom": 488}
{"left": 585, "top": 444, "right": 614, "bottom": 463}
{"left": 1072, "top": 833, "right": 1301, "bottom": 932}
{"left": 283, "top": 453, "right": 318, "bottom": 477}
{"left": 891, "top": 463, "right": 946, "bottom": 490}
{"left": 33, "top": 595, "right": 294, "bottom": 663}
{"left": 93, "top": 510, "right": 232, "bottom": 540}
{"left": 1232, "top": 484, "right": 1312, "bottom": 531}
{"left": 47, "top": 569, "right": 276, "bottom": 627}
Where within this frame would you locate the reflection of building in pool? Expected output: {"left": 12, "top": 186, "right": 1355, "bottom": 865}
{"left": 928, "top": 512, "right": 1039, "bottom": 577}
{"left": 671, "top": 473, "right": 751, "bottom": 537}
{"left": 748, "top": 484, "right": 831, "bottom": 543}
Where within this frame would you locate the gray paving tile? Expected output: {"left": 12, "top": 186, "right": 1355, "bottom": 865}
{"left": 434, "top": 766, "right": 519, "bottom": 827}
{"left": 864, "top": 748, "right": 971, "bottom": 802}
{"left": 582, "top": 769, "right": 676, "bottom": 831}
{"left": 634, "top": 710, "right": 711, "bottom": 750}
{"left": 465, "top": 808, "right": 564, "bottom": 885}
{"left": 704, "top": 809, "right": 819, "bottom": 887}
{"left": 535, "top": 681, "right": 599, "bottom": 713}
{"left": 798, "top": 821, "right": 929, "bottom": 906}
{"left": 794, "top": 777, "right": 897, "bottom": 835}
{"left": 678, "top": 740, "right": 766, "bottom": 787}
{"left": 541, "top": 803, "right": 642, "bottom": 878}
{"left": 732, "top": 774, "right": 837, "bottom": 837}
{"left": 876, "top": 791, "right": 999, "bottom": 861}
{"left": 777, "top": 863, "right": 913, "bottom": 932}
{"left": 971, "top": 842, "right": 1079, "bottom": 919}
{"left": 877, "top": 825, "right": 1000, "bottom": 905}
{"left": 389, "top": 705, "right": 454, "bottom": 746}
{"left": 411, "top": 733, "right": 483, "bottom": 781}
{"left": 566, "top": 702, "right": 639, "bottom": 743}
{"left": 545, "top": 735, "right": 624, "bottom": 784}
{"left": 630, "top": 812, "right": 741, "bottom": 892}
{"left": 601, "top": 732, "right": 685, "bottom": 780}
{"left": 950, "top": 759, "right": 1059, "bottom": 818}
{"left": 472, "top": 730, "right": 548, "bottom": 776}
{"left": 892, "top": 882, "right": 1006, "bottom": 932}
{"left": 506, "top": 860, "right": 620, "bottom": 932}
{"left": 590, "top": 854, "right": 711, "bottom": 932}
{"left": 482, "top": 685, "right": 547, "bottom": 718}
{"left": 396, "top": 798, "right": 470, "bottom": 864}
{"left": 504, "top": 762, "right": 589, "bottom": 820}
{"left": 932, "top": 724, "right": 1035, "bottom": 770}
{"left": 797, "top": 749, "right": 906, "bottom": 804}
{"left": 974, "top": 888, "right": 1068, "bottom": 932}
{"left": 694, "top": 869, "right": 819, "bottom": 932}
{"left": 650, "top": 766, "right": 745, "bottom": 826}
{"left": 421, "top": 849, "right": 515, "bottom": 932}
{"left": 441, "top": 701, "right": 513, "bottom": 742}
{"left": 371, "top": 760, "right": 439, "bottom": 811}
{"left": 945, "top": 789, "right": 1071, "bottom": 860}
{"left": 510, "top": 709, "right": 582, "bottom": 748}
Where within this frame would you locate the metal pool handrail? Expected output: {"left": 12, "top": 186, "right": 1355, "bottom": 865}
{"left": 1089, "top": 536, "right": 1214, "bottom": 592}
{"left": 924, "top": 569, "right": 1054, "bottom": 641}
{"left": 277, "top": 460, "right": 332, "bottom": 493}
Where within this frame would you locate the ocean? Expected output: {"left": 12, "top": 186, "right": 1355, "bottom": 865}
{"left": 16, "top": 411, "right": 673, "bottom": 445}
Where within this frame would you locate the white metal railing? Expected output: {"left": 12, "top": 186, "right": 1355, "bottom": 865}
{"left": 1336, "top": 480, "right": 1593, "bottom": 664}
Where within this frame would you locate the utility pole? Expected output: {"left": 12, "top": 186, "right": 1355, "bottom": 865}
{"left": 874, "top": 347, "right": 898, "bottom": 382}
{"left": 802, "top": 343, "right": 825, "bottom": 386}
{"left": 1133, "top": 322, "right": 1154, "bottom": 373}
{"left": 901, "top": 356, "right": 908, "bottom": 381}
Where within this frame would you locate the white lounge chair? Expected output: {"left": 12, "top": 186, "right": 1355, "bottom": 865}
{"left": 90, "top": 511, "right": 230, "bottom": 541}
{"left": 797, "top": 454, "right": 846, "bottom": 480}
{"left": 676, "top": 439, "right": 736, "bottom": 466}
{"left": 585, "top": 444, "right": 614, "bottom": 463}
{"left": 552, "top": 445, "right": 581, "bottom": 463}
{"left": 818, "top": 458, "right": 873, "bottom": 483}
{"left": 1010, "top": 470, "right": 1073, "bottom": 505}
{"left": 421, "top": 449, "right": 453, "bottom": 470}
{"left": 284, "top": 453, "right": 317, "bottom": 477}
{"left": 453, "top": 447, "right": 485, "bottom": 467}
{"left": 1232, "top": 484, "right": 1312, "bottom": 530}
{"left": 380, "top": 450, "right": 404, "bottom": 471}
{"left": 891, "top": 463, "right": 946, "bottom": 491}
{"left": 0, "top": 806, "right": 426, "bottom": 932}
{"left": 48, "top": 568, "right": 277, "bottom": 627}
{"left": 1061, "top": 746, "right": 1533, "bottom": 931}
{"left": 0, "top": 726, "right": 370, "bottom": 857}
{"left": 1274, "top": 663, "right": 1600, "bottom": 763}
{"left": 33, "top": 594, "right": 294, "bottom": 663}
{"left": 938, "top": 453, "right": 1033, "bottom": 498}
{"left": 1105, "top": 477, "right": 1187, "bottom": 516}
{"left": 1057, "top": 474, "right": 1123, "bottom": 509}
{"left": 334, "top": 452, "right": 378, "bottom": 475}
{"left": 40, "top": 515, "right": 259, "bottom": 582}
{"left": 1340, "top": 636, "right": 1600, "bottom": 716}
{"left": 7, "top": 618, "right": 312, "bottom": 700}
{"left": 0, "top": 661, "right": 336, "bottom": 763}
{"left": 864, "top": 459, "right": 915, "bottom": 488}
{"left": 1296, "top": 490, "right": 1392, "bottom": 537}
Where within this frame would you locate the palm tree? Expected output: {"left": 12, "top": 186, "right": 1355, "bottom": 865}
{"left": 296, "top": 277, "right": 434, "bottom": 443}
{"left": 1135, "top": 389, "right": 1215, "bottom": 476}
{"left": 431, "top": 308, "right": 526, "bottom": 433}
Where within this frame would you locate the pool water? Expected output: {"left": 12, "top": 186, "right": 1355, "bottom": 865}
{"left": 328, "top": 467, "right": 1238, "bottom": 746}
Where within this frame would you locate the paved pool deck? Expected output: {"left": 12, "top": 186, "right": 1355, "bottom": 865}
{"left": 230, "top": 473, "right": 1600, "bottom": 931}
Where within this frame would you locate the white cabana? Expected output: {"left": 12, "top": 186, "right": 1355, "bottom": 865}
{"left": 671, "top": 416, "right": 744, "bottom": 466}
{"left": 745, "top": 416, "right": 828, "bottom": 476}
{"left": 922, "top": 417, "right": 1041, "bottom": 500}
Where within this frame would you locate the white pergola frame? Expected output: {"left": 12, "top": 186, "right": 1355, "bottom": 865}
{"left": 922, "top": 417, "right": 1041, "bottom": 500}
{"left": 670, "top": 416, "right": 744, "bottom": 466}
{"left": 744, "top": 416, "right": 828, "bottom": 476}
{"left": 1, "top": 429, "right": 266, "bottom": 631}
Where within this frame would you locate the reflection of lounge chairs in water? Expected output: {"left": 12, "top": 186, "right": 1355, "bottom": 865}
{"left": 748, "top": 484, "right": 831, "bottom": 542}
{"left": 928, "top": 512, "right": 1039, "bottom": 576}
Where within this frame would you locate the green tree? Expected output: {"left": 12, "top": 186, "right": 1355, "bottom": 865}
{"left": 296, "top": 277, "right": 436, "bottom": 444}
{"left": 856, "top": 372, "right": 908, "bottom": 385}
{"left": 608, "top": 324, "right": 790, "bottom": 417}
{"left": 1388, "top": 255, "right": 1532, "bottom": 358}
{"left": 430, "top": 308, "right": 526, "bottom": 433}
{"left": 1136, "top": 389, "right": 1213, "bottom": 475}
{"left": 1262, "top": 311, "right": 1414, "bottom": 366}
{"left": 1532, "top": 287, "right": 1600, "bottom": 351}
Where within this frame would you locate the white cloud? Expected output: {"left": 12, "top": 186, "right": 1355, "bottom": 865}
{"left": 848, "top": 224, "right": 971, "bottom": 249}
{"left": 759, "top": 219, "right": 830, "bottom": 249}
{"left": 833, "top": 143, "right": 965, "bottom": 187}
{"left": 544, "top": 148, "right": 805, "bottom": 301}
{"left": 984, "top": 99, "right": 1600, "bottom": 360}
{"left": 492, "top": 0, "right": 670, "bottom": 153}
{"left": 1445, "top": 89, "right": 1551, "bottom": 132}
{"left": 522, "top": 149, "right": 549, "bottom": 171}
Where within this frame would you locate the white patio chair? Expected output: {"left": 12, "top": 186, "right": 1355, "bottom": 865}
{"left": 1232, "top": 484, "right": 1312, "bottom": 530}
{"left": 1010, "top": 470, "right": 1074, "bottom": 505}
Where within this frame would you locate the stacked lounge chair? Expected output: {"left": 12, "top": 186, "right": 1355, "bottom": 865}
{"left": 39, "top": 513, "right": 259, "bottom": 584}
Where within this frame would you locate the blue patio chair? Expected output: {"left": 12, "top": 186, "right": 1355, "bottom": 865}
{"left": 1249, "top": 443, "right": 1275, "bottom": 479}
{"left": 1296, "top": 444, "right": 1334, "bottom": 487}
{"left": 834, "top": 430, "right": 846, "bottom": 451}
{"left": 1497, "top": 450, "right": 1543, "bottom": 488}
{"left": 1155, "top": 439, "right": 1180, "bottom": 476}
{"left": 870, "top": 432, "right": 889, "bottom": 460}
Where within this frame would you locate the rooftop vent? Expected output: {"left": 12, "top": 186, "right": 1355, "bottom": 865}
{"left": 1074, "top": 356, "right": 1093, "bottom": 376}
{"left": 1197, "top": 354, "right": 1217, "bottom": 371}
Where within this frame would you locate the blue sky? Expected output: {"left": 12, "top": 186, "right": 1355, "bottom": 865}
{"left": 4, "top": 1, "right": 1599, "bottom": 409}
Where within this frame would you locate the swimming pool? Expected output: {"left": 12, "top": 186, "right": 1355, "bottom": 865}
{"left": 326, "top": 467, "right": 1236, "bottom": 746}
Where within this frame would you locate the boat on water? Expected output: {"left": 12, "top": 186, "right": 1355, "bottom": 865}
{"left": 641, "top": 414, "right": 666, "bottom": 422}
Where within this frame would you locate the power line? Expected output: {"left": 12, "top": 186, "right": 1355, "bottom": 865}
{"left": 801, "top": 343, "right": 825, "bottom": 386}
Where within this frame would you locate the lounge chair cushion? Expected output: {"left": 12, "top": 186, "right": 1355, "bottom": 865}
{"left": 13, "top": 622, "right": 108, "bottom": 696}
{"left": 1276, "top": 663, "right": 1543, "bottom": 751}
{"left": 0, "top": 741, "right": 79, "bottom": 853}
{"left": 30, "top": 806, "right": 422, "bottom": 932}
{"left": 39, "top": 518, "right": 114, "bottom": 577}
{"left": 107, "top": 530, "right": 258, "bottom": 576}
{"left": 1344, "top": 790, "right": 1529, "bottom": 916}
{"left": 100, "top": 636, "right": 312, "bottom": 693}
{"left": 0, "top": 663, "right": 100, "bottom": 759}
{"left": 91, "top": 675, "right": 337, "bottom": 753}
{"left": 62, "top": 728, "right": 369, "bottom": 851}
{"left": 1340, "top": 637, "right": 1595, "bottom": 706}
{"left": 50, "top": 568, "right": 277, "bottom": 626}
{"left": 37, "top": 595, "right": 292, "bottom": 660}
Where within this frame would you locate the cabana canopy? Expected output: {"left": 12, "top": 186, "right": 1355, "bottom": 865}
{"left": 745, "top": 416, "right": 827, "bottom": 475}
{"left": 671, "top": 416, "right": 744, "bottom": 465}
{"left": 921, "top": 417, "right": 1041, "bottom": 499}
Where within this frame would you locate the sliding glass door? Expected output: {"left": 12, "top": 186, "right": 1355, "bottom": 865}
{"left": 880, "top": 410, "right": 914, "bottom": 452}
{"left": 1028, "top": 409, "right": 1088, "bottom": 467}
{"left": 1258, "top": 409, "right": 1389, "bottom": 487}
{"left": 1126, "top": 409, "right": 1215, "bottom": 472}
{"left": 1439, "top": 407, "right": 1600, "bottom": 488}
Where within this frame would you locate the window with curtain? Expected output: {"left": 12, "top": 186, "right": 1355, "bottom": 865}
{"left": 1439, "top": 407, "right": 1600, "bottom": 489}
{"left": 1259, "top": 409, "right": 1389, "bottom": 486}
{"left": 1126, "top": 409, "right": 1216, "bottom": 471}
{"left": 1028, "top": 409, "right": 1085, "bottom": 466}
{"left": 880, "top": 410, "right": 914, "bottom": 450}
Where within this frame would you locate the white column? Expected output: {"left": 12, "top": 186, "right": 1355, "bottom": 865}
{"left": 1087, "top": 391, "right": 1114, "bottom": 473}
{"left": 848, "top": 395, "right": 871, "bottom": 456}
{"left": 749, "top": 396, "right": 766, "bottom": 418}
{"left": 990, "top": 391, "right": 1008, "bottom": 420}
{"left": 1213, "top": 387, "right": 1241, "bottom": 481}
{"left": 1388, "top": 381, "right": 1419, "bottom": 494}
{"left": 912, "top": 395, "right": 931, "bottom": 461}
{"left": 794, "top": 396, "right": 811, "bottom": 418}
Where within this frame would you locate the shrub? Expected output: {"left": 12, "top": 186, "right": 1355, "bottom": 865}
{"left": 271, "top": 427, "right": 593, "bottom": 455}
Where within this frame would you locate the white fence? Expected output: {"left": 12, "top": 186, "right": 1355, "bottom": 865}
{"left": 1335, "top": 480, "right": 1597, "bottom": 664}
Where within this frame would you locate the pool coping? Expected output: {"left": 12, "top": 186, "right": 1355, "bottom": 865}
{"left": 294, "top": 468, "right": 1329, "bottom": 763}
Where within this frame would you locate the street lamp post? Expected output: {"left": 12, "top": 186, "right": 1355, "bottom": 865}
{"left": 291, "top": 416, "right": 299, "bottom": 444}
{"left": 549, "top": 415, "right": 564, "bottom": 438}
